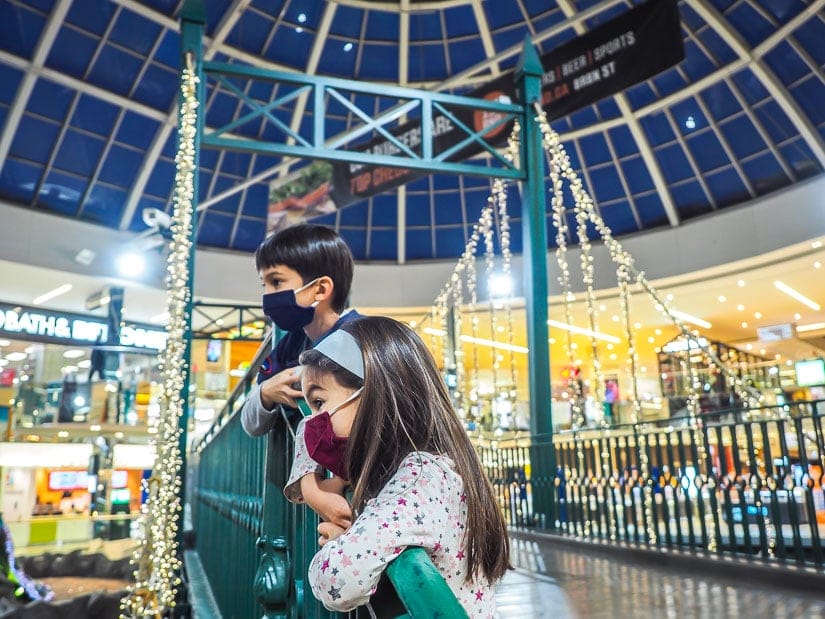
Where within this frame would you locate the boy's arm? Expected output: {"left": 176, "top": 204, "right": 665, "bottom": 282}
{"left": 240, "top": 383, "right": 276, "bottom": 437}
{"left": 240, "top": 368, "right": 303, "bottom": 437}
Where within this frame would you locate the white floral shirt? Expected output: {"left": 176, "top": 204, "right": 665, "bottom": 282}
{"left": 307, "top": 452, "right": 497, "bottom": 617}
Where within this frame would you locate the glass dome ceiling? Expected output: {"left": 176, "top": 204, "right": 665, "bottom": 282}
{"left": 0, "top": 0, "right": 822, "bottom": 262}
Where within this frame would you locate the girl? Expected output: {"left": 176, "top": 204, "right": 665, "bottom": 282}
{"left": 296, "top": 316, "right": 510, "bottom": 617}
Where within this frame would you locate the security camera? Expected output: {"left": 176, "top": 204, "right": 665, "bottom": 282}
{"left": 142, "top": 207, "right": 173, "bottom": 230}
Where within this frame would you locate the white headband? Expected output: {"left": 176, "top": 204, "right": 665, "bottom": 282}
{"left": 311, "top": 329, "right": 365, "bottom": 379}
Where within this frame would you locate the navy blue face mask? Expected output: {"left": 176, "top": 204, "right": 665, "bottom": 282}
{"left": 262, "top": 278, "right": 319, "bottom": 332}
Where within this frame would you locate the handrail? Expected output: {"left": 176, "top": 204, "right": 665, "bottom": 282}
{"left": 480, "top": 398, "right": 825, "bottom": 569}
{"left": 191, "top": 333, "right": 464, "bottom": 617}
{"left": 387, "top": 547, "right": 468, "bottom": 619}
{"left": 195, "top": 331, "right": 272, "bottom": 451}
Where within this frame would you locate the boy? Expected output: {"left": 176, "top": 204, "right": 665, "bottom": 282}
{"left": 241, "top": 223, "right": 360, "bottom": 529}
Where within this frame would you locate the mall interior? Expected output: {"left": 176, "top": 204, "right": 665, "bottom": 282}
{"left": 0, "top": 0, "right": 824, "bottom": 617}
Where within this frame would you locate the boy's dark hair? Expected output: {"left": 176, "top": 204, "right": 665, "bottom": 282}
{"left": 255, "top": 224, "right": 354, "bottom": 313}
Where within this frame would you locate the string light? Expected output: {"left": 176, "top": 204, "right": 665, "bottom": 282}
{"left": 549, "top": 146, "right": 584, "bottom": 428}
{"left": 121, "top": 51, "right": 198, "bottom": 618}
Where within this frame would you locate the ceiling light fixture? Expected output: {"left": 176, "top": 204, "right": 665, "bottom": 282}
{"left": 74, "top": 248, "right": 96, "bottom": 266}
{"left": 547, "top": 319, "right": 621, "bottom": 343}
{"left": 423, "top": 327, "right": 446, "bottom": 337}
{"left": 6, "top": 352, "right": 27, "bottom": 361}
{"left": 459, "top": 334, "right": 529, "bottom": 354}
{"left": 668, "top": 309, "right": 712, "bottom": 329}
{"left": 774, "top": 280, "right": 821, "bottom": 311}
{"left": 33, "top": 284, "right": 72, "bottom": 306}
{"left": 796, "top": 322, "right": 825, "bottom": 333}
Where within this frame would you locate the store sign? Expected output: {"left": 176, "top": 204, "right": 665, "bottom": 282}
{"left": 757, "top": 323, "right": 794, "bottom": 342}
{"left": 0, "top": 302, "right": 167, "bottom": 351}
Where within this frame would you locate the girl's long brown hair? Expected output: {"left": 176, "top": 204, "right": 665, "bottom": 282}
{"left": 339, "top": 316, "right": 510, "bottom": 584}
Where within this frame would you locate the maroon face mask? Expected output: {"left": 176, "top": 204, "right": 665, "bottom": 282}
{"left": 304, "top": 412, "right": 350, "bottom": 479}
{"left": 303, "top": 387, "right": 362, "bottom": 479}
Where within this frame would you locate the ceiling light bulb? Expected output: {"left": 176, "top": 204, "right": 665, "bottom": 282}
{"left": 718, "top": 295, "right": 726, "bottom": 303}
{"left": 116, "top": 252, "right": 146, "bottom": 278}
{"left": 737, "top": 280, "right": 745, "bottom": 287}
{"left": 754, "top": 312, "right": 762, "bottom": 319}
{"left": 794, "top": 313, "right": 801, "bottom": 320}
{"left": 736, "top": 304, "right": 745, "bottom": 311}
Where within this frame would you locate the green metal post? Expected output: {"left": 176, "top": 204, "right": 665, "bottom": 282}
{"left": 515, "top": 37, "right": 556, "bottom": 529}
{"left": 178, "top": 0, "right": 205, "bottom": 536}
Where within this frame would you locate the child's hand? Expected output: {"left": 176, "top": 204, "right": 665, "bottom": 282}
{"left": 260, "top": 367, "right": 303, "bottom": 409}
{"left": 300, "top": 473, "right": 352, "bottom": 529}
{"left": 317, "top": 521, "right": 347, "bottom": 547}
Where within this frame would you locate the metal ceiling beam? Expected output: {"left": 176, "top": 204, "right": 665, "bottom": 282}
{"left": 118, "top": 0, "right": 253, "bottom": 230}
{"left": 556, "top": 0, "right": 680, "bottom": 226}
{"left": 0, "top": 0, "right": 73, "bottom": 173}
{"left": 0, "top": 48, "right": 168, "bottom": 123}
{"left": 470, "top": 0, "right": 500, "bottom": 77}
{"left": 687, "top": 0, "right": 825, "bottom": 169}
{"left": 397, "top": 1, "right": 410, "bottom": 264}
{"left": 283, "top": 3, "right": 337, "bottom": 146}
{"left": 336, "top": 0, "right": 472, "bottom": 9}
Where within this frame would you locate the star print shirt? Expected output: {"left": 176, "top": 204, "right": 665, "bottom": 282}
{"left": 308, "top": 452, "right": 496, "bottom": 617}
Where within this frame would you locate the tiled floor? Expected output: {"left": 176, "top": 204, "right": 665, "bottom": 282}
{"left": 495, "top": 534, "right": 825, "bottom": 619}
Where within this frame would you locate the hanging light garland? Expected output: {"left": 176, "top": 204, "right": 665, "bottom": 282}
{"left": 121, "top": 51, "right": 199, "bottom": 618}
{"left": 431, "top": 126, "right": 522, "bottom": 430}
{"left": 549, "top": 152, "right": 584, "bottom": 428}
{"left": 498, "top": 124, "right": 520, "bottom": 410}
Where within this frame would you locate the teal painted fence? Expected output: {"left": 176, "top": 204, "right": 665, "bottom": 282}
{"left": 479, "top": 400, "right": 825, "bottom": 568}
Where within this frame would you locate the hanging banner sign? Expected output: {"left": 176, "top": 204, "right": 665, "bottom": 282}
{"left": 0, "top": 302, "right": 167, "bottom": 351}
{"left": 529, "top": 0, "right": 684, "bottom": 119}
{"left": 313, "top": 0, "right": 683, "bottom": 211}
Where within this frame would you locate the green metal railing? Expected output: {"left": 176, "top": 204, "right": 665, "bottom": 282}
{"left": 191, "top": 334, "right": 465, "bottom": 617}
{"left": 479, "top": 400, "right": 825, "bottom": 567}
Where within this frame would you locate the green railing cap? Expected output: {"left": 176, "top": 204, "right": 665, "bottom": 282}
{"left": 386, "top": 547, "right": 468, "bottom": 619}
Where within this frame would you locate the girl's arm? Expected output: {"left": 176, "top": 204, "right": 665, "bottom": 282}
{"left": 308, "top": 455, "right": 456, "bottom": 612}
{"left": 284, "top": 417, "right": 323, "bottom": 502}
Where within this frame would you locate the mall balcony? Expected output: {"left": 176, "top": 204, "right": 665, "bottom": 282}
{"left": 2, "top": 0, "right": 825, "bottom": 615}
